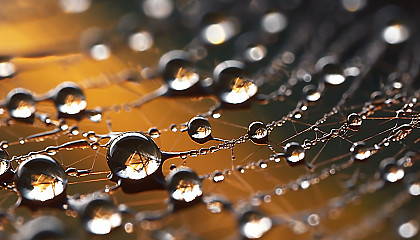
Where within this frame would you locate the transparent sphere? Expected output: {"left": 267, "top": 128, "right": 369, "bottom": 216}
{"left": 248, "top": 121, "right": 268, "bottom": 144}
{"left": 303, "top": 85, "right": 321, "bottom": 102}
{"left": 187, "top": 116, "right": 212, "bottom": 143}
{"left": 14, "top": 155, "right": 67, "bottom": 202}
{"left": 0, "top": 148, "right": 10, "bottom": 177}
{"left": 284, "top": 142, "right": 305, "bottom": 163}
{"left": 350, "top": 142, "right": 371, "bottom": 161}
{"left": 166, "top": 167, "right": 202, "bottom": 203}
{"left": 6, "top": 88, "right": 36, "bottom": 119}
{"left": 81, "top": 198, "right": 122, "bottom": 235}
{"left": 107, "top": 132, "right": 162, "bottom": 180}
{"left": 380, "top": 158, "right": 404, "bottom": 183}
{"left": 54, "top": 82, "right": 87, "bottom": 115}
{"left": 18, "top": 216, "right": 67, "bottom": 240}
{"left": 382, "top": 23, "right": 410, "bottom": 45}
{"left": 158, "top": 50, "right": 199, "bottom": 91}
{"left": 317, "top": 58, "right": 345, "bottom": 85}
{"left": 347, "top": 113, "right": 362, "bottom": 131}
{"left": 239, "top": 210, "right": 272, "bottom": 239}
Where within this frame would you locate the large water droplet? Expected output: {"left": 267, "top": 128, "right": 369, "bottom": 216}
{"left": 382, "top": 23, "right": 410, "bottom": 45}
{"left": 0, "top": 148, "right": 10, "bottom": 180}
{"left": 187, "top": 116, "right": 212, "bottom": 143}
{"left": 54, "top": 82, "right": 87, "bottom": 115}
{"left": 14, "top": 155, "right": 67, "bottom": 202}
{"left": 6, "top": 88, "right": 36, "bottom": 119}
{"left": 239, "top": 210, "right": 272, "bottom": 239}
{"left": 347, "top": 113, "right": 362, "bottom": 131}
{"left": 107, "top": 132, "right": 162, "bottom": 180}
{"left": 350, "top": 142, "right": 371, "bottom": 161}
{"left": 81, "top": 197, "right": 122, "bottom": 235}
{"left": 380, "top": 158, "right": 404, "bottom": 183}
{"left": 284, "top": 142, "right": 305, "bottom": 164}
{"left": 166, "top": 167, "right": 202, "bottom": 203}
{"left": 202, "top": 18, "right": 237, "bottom": 45}
{"left": 248, "top": 121, "right": 268, "bottom": 144}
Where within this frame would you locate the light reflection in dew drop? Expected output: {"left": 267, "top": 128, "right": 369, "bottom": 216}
{"left": 207, "top": 200, "right": 223, "bottom": 213}
{"left": 82, "top": 198, "right": 122, "bottom": 235}
{"left": 167, "top": 167, "right": 202, "bottom": 203}
{"left": 347, "top": 113, "right": 362, "bottom": 131}
{"left": 324, "top": 73, "right": 345, "bottom": 85}
{"left": 0, "top": 62, "right": 15, "bottom": 78}
{"left": 307, "top": 214, "right": 320, "bottom": 226}
{"left": 0, "top": 149, "right": 10, "bottom": 177}
{"left": 380, "top": 158, "right": 404, "bottom": 183}
{"left": 342, "top": 0, "right": 366, "bottom": 12}
{"left": 54, "top": 83, "right": 87, "bottom": 115}
{"left": 350, "top": 142, "right": 371, "bottom": 161}
{"left": 107, "top": 132, "right": 162, "bottom": 180}
{"left": 261, "top": 12, "right": 287, "bottom": 34}
{"left": 128, "top": 31, "right": 153, "bottom": 52}
{"left": 382, "top": 24, "right": 410, "bottom": 45}
{"left": 221, "top": 77, "right": 258, "bottom": 104}
{"left": 398, "top": 220, "right": 419, "bottom": 239}
{"left": 6, "top": 89, "right": 36, "bottom": 119}
{"left": 202, "top": 20, "right": 237, "bottom": 45}
{"left": 212, "top": 171, "right": 225, "bottom": 183}
{"left": 239, "top": 210, "right": 272, "bottom": 239}
{"left": 245, "top": 45, "right": 267, "bottom": 62}
{"left": 188, "top": 117, "right": 212, "bottom": 143}
{"left": 14, "top": 155, "right": 67, "bottom": 202}
{"left": 90, "top": 44, "right": 110, "bottom": 61}
{"left": 58, "top": 0, "right": 91, "bottom": 13}
{"left": 304, "top": 85, "right": 321, "bottom": 102}
{"left": 170, "top": 67, "right": 199, "bottom": 91}
{"left": 248, "top": 121, "right": 268, "bottom": 144}
{"left": 284, "top": 142, "right": 305, "bottom": 163}
{"left": 143, "top": 0, "right": 173, "bottom": 20}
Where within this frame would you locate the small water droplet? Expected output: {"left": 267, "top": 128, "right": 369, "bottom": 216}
{"left": 54, "top": 82, "right": 87, "bottom": 115}
{"left": 303, "top": 85, "right": 321, "bottom": 102}
{"left": 187, "top": 116, "right": 212, "bottom": 143}
{"left": 170, "top": 124, "right": 177, "bottom": 132}
{"left": 58, "top": 0, "right": 91, "bottom": 13}
{"left": 261, "top": 12, "right": 287, "bottom": 34}
{"left": 380, "top": 158, "right": 404, "bottom": 183}
{"left": 408, "top": 182, "right": 420, "bottom": 196}
{"left": 14, "top": 155, "right": 67, "bottom": 202}
{"left": 6, "top": 88, "right": 36, "bottom": 119}
{"left": 206, "top": 200, "right": 224, "bottom": 213}
{"left": 307, "top": 214, "right": 320, "bottom": 226}
{"left": 148, "top": 127, "right": 160, "bottom": 138}
{"left": 347, "top": 113, "right": 362, "bottom": 131}
{"left": 1, "top": 141, "right": 9, "bottom": 149}
{"left": 143, "top": 0, "right": 173, "bottom": 19}
{"left": 81, "top": 197, "right": 122, "bottom": 235}
{"left": 88, "top": 111, "right": 102, "bottom": 122}
{"left": 128, "top": 31, "right": 153, "bottom": 52}
{"left": 0, "top": 61, "right": 15, "bottom": 78}
{"left": 107, "top": 132, "right": 162, "bottom": 180}
{"left": 237, "top": 166, "right": 245, "bottom": 173}
{"left": 0, "top": 149, "right": 10, "bottom": 177}
{"left": 350, "top": 142, "right": 371, "bottom": 161}
{"left": 248, "top": 121, "right": 268, "bottom": 145}
{"left": 166, "top": 167, "right": 202, "bottom": 203}
{"left": 239, "top": 210, "right": 272, "bottom": 239}
{"left": 212, "top": 171, "right": 225, "bottom": 182}
{"left": 284, "top": 142, "right": 305, "bottom": 164}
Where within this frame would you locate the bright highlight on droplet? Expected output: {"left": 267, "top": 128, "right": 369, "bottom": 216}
{"left": 240, "top": 211, "right": 272, "bottom": 239}
{"left": 221, "top": 77, "right": 258, "bottom": 104}
{"left": 58, "top": 0, "right": 91, "bottom": 13}
{"left": 382, "top": 24, "right": 410, "bottom": 45}
{"left": 342, "top": 0, "right": 366, "bottom": 12}
{"left": 398, "top": 221, "right": 419, "bottom": 239}
{"left": 245, "top": 45, "right": 267, "bottom": 62}
{"left": 169, "top": 68, "right": 199, "bottom": 91}
{"left": 408, "top": 182, "right": 420, "bottom": 196}
{"left": 90, "top": 44, "right": 110, "bottom": 61}
{"left": 203, "top": 20, "right": 236, "bottom": 45}
{"left": 143, "top": 0, "right": 173, "bottom": 19}
{"left": 0, "top": 62, "right": 15, "bottom": 78}
{"left": 128, "top": 31, "right": 153, "bottom": 52}
{"left": 261, "top": 12, "right": 287, "bottom": 34}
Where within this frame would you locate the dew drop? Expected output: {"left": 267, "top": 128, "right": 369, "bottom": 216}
{"left": 1, "top": 141, "right": 8, "bottom": 149}
{"left": 58, "top": 0, "right": 91, "bottom": 13}
{"left": 88, "top": 111, "right": 102, "bottom": 122}
{"left": 128, "top": 31, "right": 153, "bottom": 52}
{"left": 0, "top": 61, "right": 15, "bottom": 78}
{"left": 318, "top": 59, "right": 345, "bottom": 85}
{"left": 261, "top": 12, "right": 287, "bottom": 34}
{"left": 408, "top": 182, "right": 420, "bottom": 196}
{"left": 239, "top": 210, "right": 272, "bottom": 239}
{"left": 248, "top": 121, "right": 268, "bottom": 145}
{"left": 350, "top": 142, "right": 371, "bottom": 161}
{"left": 170, "top": 124, "right": 177, "bottom": 132}
{"left": 6, "top": 88, "right": 36, "bottom": 119}
{"left": 380, "top": 158, "right": 404, "bottom": 183}
{"left": 206, "top": 200, "right": 224, "bottom": 213}
{"left": 166, "top": 167, "right": 202, "bottom": 203}
{"left": 54, "top": 82, "right": 87, "bottom": 115}
{"left": 187, "top": 116, "right": 212, "bottom": 143}
{"left": 90, "top": 44, "right": 111, "bottom": 61}
{"left": 202, "top": 19, "right": 237, "bottom": 45}
{"left": 18, "top": 216, "right": 67, "bottom": 240}
{"left": 244, "top": 45, "right": 267, "bottom": 62}
{"left": 284, "top": 142, "right": 305, "bottom": 164}
{"left": 307, "top": 214, "right": 320, "bottom": 226}
{"left": 14, "top": 155, "right": 67, "bottom": 202}
{"left": 383, "top": 23, "right": 410, "bottom": 45}
{"left": 143, "top": 0, "right": 173, "bottom": 20}
{"left": 212, "top": 171, "right": 225, "bottom": 183}
{"left": 398, "top": 220, "right": 419, "bottom": 239}
{"left": 303, "top": 85, "right": 321, "bottom": 102}
{"left": 347, "top": 113, "right": 362, "bottom": 131}
{"left": 106, "top": 132, "right": 162, "bottom": 180}
{"left": 148, "top": 127, "right": 160, "bottom": 139}
{"left": 291, "top": 221, "right": 309, "bottom": 234}
{"left": 81, "top": 197, "right": 122, "bottom": 235}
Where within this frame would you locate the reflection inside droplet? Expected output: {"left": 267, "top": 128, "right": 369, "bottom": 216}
{"left": 82, "top": 198, "right": 122, "bottom": 235}
{"left": 240, "top": 210, "right": 272, "bottom": 239}
{"left": 382, "top": 23, "right": 410, "bottom": 45}
{"left": 341, "top": 0, "right": 366, "bottom": 12}
{"left": 6, "top": 89, "right": 36, "bottom": 119}
{"left": 55, "top": 83, "right": 87, "bottom": 115}
{"left": 167, "top": 168, "right": 202, "bottom": 203}
{"left": 169, "top": 67, "right": 199, "bottom": 91}
{"left": 90, "top": 44, "right": 110, "bottom": 61}
{"left": 188, "top": 117, "right": 212, "bottom": 143}
{"left": 284, "top": 142, "right": 305, "bottom": 163}
{"left": 398, "top": 220, "right": 419, "bottom": 239}
{"left": 350, "top": 142, "right": 371, "bottom": 161}
{"left": 128, "top": 31, "right": 153, "bottom": 52}
{"left": 221, "top": 77, "right": 258, "bottom": 104}
{"left": 248, "top": 121, "right": 268, "bottom": 144}
{"left": 324, "top": 73, "right": 345, "bottom": 85}
{"left": 261, "top": 12, "right": 287, "bottom": 34}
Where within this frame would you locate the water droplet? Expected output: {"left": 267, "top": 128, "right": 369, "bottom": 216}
{"left": 350, "top": 142, "right": 371, "bottom": 161}
{"left": 0, "top": 61, "right": 15, "bottom": 78}
{"left": 202, "top": 19, "right": 237, "bottom": 45}
{"left": 398, "top": 220, "right": 419, "bottom": 238}
{"left": 212, "top": 171, "right": 225, "bottom": 182}
{"left": 81, "top": 197, "right": 122, "bottom": 235}
{"left": 261, "top": 12, "right": 287, "bottom": 34}
{"left": 383, "top": 23, "right": 410, "bottom": 45}
{"left": 159, "top": 50, "right": 199, "bottom": 91}
{"left": 408, "top": 182, "right": 420, "bottom": 196}
{"left": 1, "top": 141, "right": 8, "bottom": 149}
{"left": 107, "top": 132, "right": 162, "bottom": 180}
{"left": 347, "top": 113, "right": 362, "bottom": 131}
{"left": 54, "top": 82, "right": 87, "bottom": 115}
{"left": 237, "top": 166, "right": 245, "bottom": 173}
{"left": 307, "top": 214, "right": 320, "bottom": 226}
{"left": 18, "top": 216, "right": 67, "bottom": 240}
{"left": 206, "top": 199, "right": 224, "bottom": 213}
{"left": 300, "top": 179, "right": 310, "bottom": 189}
{"left": 58, "top": 0, "right": 91, "bottom": 13}
{"left": 90, "top": 44, "right": 111, "bottom": 61}
{"left": 341, "top": 0, "right": 366, "bottom": 12}
{"left": 380, "top": 158, "right": 404, "bottom": 183}
{"left": 303, "top": 85, "right": 321, "bottom": 102}
{"left": 170, "top": 124, "right": 178, "bottom": 132}
{"left": 169, "top": 164, "right": 176, "bottom": 170}
{"left": 0, "top": 149, "right": 10, "bottom": 178}
{"left": 143, "top": 0, "right": 173, "bottom": 19}
{"left": 70, "top": 126, "right": 80, "bottom": 136}
{"left": 259, "top": 161, "right": 268, "bottom": 169}
{"left": 291, "top": 221, "right": 308, "bottom": 234}
{"left": 244, "top": 45, "right": 267, "bottom": 62}
{"left": 88, "top": 111, "right": 102, "bottom": 122}
{"left": 14, "top": 155, "right": 67, "bottom": 202}
{"left": 6, "top": 88, "right": 36, "bottom": 119}
{"left": 248, "top": 121, "right": 268, "bottom": 145}
{"left": 187, "top": 116, "right": 212, "bottom": 143}
{"left": 166, "top": 167, "right": 202, "bottom": 203}
{"left": 239, "top": 210, "right": 272, "bottom": 239}
{"left": 128, "top": 31, "right": 153, "bottom": 52}
{"left": 148, "top": 127, "right": 160, "bottom": 138}
{"left": 284, "top": 142, "right": 305, "bottom": 164}
{"left": 124, "top": 222, "right": 134, "bottom": 233}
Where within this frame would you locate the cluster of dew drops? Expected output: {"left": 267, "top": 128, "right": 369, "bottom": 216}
{"left": 0, "top": 0, "right": 420, "bottom": 239}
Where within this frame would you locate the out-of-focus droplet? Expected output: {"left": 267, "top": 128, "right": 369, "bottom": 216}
{"left": 350, "top": 142, "right": 371, "bottom": 161}
{"left": 380, "top": 158, "right": 404, "bottom": 183}
{"left": 382, "top": 23, "right": 410, "bottom": 45}
{"left": 88, "top": 111, "right": 102, "bottom": 122}
{"left": 6, "top": 88, "right": 36, "bottom": 119}
{"left": 143, "top": 0, "right": 173, "bottom": 19}
{"left": 221, "top": 77, "right": 258, "bottom": 104}
{"left": 284, "top": 142, "right": 305, "bottom": 164}
{"left": 54, "top": 82, "right": 87, "bottom": 115}
{"left": 317, "top": 57, "right": 345, "bottom": 85}
{"left": 408, "top": 182, "right": 420, "bottom": 196}
{"left": 239, "top": 210, "right": 272, "bottom": 239}
{"left": 107, "top": 132, "right": 162, "bottom": 180}
{"left": 0, "top": 148, "right": 10, "bottom": 178}
{"left": 14, "top": 155, "right": 67, "bottom": 202}
{"left": 347, "top": 113, "right": 362, "bottom": 131}
{"left": 166, "top": 167, "right": 202, "bottom": 203}
{"left": 0, "top": 61, "right": 15, "bottom": 78}
{"left": 303, "top": 85, "right": 321, "bottom": 102}
{"left": 248, "top": 121, "right": 268, "bottom": 144}
{"left": 212, "top": 171, "right": 224, "bottom": 182}
{"left": 128, "top": 31, "right": 153, "bottom": 52}
{"left": 187, "top": 116, "right": 212, "bottom": 143}
{"left": 58, "top": 0, "right": 91, "bottom": 13}
{"left": 398, "top": 220, "right": 419, "bottom": 239}
{"left": 81, "top": 198, "right": 122, "bottom": 235}
{"left": 202, "top": 19, "right": 238, "bottom": 45}
{"left": 261, "top": 12, "right": 287, "bottom": 34}
{"left": 307, "top": 214, "right": 320, "bottom": 226}
{"left": 90, "top": 44, "right": 110, "bottom": 61}
{"left": 18, "top": 216, "right": 67, "bottom": 240}
{"left": 244, "top": 45, "right": 267, "bottom": 62}
{"left": 341, "top": 0, "right": 366, "bottom": 12}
